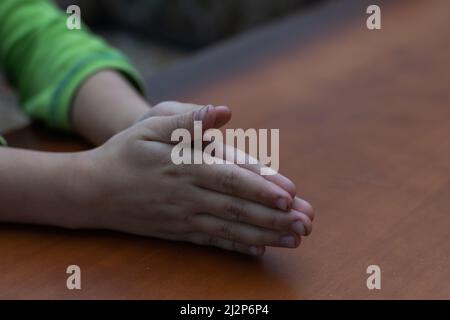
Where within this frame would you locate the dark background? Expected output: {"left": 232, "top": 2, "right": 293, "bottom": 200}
{"left": 0, "top": 0, "right": 324, "bottom": 133}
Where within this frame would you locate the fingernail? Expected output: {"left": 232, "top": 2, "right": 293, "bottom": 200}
{"left": 279, "top": 235, "right": 296, "bottom": 248}
{"left": 276, "top": 197, "right": 289, "bottom": 211}
{"left": 249, "top": 246, "right": 260, "bottom": 256}
{"left": 291, "top": 220, "right": 305, "bottom": 236}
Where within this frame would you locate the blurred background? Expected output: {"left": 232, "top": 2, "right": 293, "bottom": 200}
{"left": 0, "top": 0, "right": 324, "bottom": 133}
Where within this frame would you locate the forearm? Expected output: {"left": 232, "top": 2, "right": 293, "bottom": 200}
{"left": 0, "top": 1, "right": 145, "bottom": 136}
{"left": 71, "top": 70, "right": 151, "bottom": 145}
{"left": 0, "top": 71, "right": 151, "bottom": 227}
{"left": 0, "top": 147, "right": 94, "bottom": 228}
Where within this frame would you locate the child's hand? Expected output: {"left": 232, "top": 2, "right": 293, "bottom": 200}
{"left": 81, "top": 104, "right": 313, "bottom": 256}
{"left": 138, "top": 101, "right": 307, "bottom": 213}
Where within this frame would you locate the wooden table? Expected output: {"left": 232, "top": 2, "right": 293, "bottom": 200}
{"left": 2, "top": 0, "right": 450, "bottom": 299}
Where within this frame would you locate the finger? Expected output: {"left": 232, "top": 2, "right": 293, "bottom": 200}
{"left": 193, "top": 187, "right": 308, "bottom": 236}
{"left": 212, "top": 106, "right": 232, "bottom": 128}
{"left": 190, "top": 162, "right": 293, "bottom": 211}
{"left": 166, "top": 104, "right": 230, "bottom": 129}
{"left": 188, "top": 233, "right": 265, "bottom": 256}
{"left": 138, "top": 105, "right": 217, "bottom": 143}
{"left": 295, "top": 210, "right": 313, "bottom": 236}
{"left": 166, "top": 104, "right": 230, "bottom": 128}
{"left": 140, "top": 102, "right": 232, "bottom": 129}
{"left": 190, "top": 214, "right": 301, "bottom": 248}
{"left": 153, "top": 101, "right": 203, "bottom": 116}
{"left": 137, "top": 102, "right": 204, "bottom": 122}
{"left": 151, "top": 230, "right": 266, "bottom": 256}
{"left": 293, "top": 197, "right": 315, "bottom": 221}
{"left": 205, "top": 141, "right": 296, "bottom": 197}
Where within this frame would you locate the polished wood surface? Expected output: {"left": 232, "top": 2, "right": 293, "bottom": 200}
{"left": 2, "top": 0, "right": 450, "bottom": 299}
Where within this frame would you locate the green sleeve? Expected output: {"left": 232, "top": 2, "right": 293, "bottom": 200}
{"left": 0, "top": 0, "right": 145, "bottom": 131}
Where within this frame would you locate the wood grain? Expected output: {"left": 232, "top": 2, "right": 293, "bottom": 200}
{"left": 2, "top": 0, "right": 450, "bottom": 299}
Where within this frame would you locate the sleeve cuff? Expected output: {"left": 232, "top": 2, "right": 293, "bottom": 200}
{"left": 48, "top": 51, "right": 146, "bottom": 131}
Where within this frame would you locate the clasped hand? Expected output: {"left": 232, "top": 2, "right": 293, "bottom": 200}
{"left": 82, "top": 102, "right": 314, "bottom": 256}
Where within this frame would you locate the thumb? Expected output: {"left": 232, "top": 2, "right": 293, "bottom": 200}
{"left": 138, "top": 105, "right": 220, "bottom": 143}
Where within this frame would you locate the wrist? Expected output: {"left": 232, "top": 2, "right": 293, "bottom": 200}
{"left": 59, "top": 149, "right": 105, "bottom": 229}
{"left": 72, "top": 70, "right": 151, "bottom": 145}
{"left": 0, "top": 148, "right": 102, "bottom": 229}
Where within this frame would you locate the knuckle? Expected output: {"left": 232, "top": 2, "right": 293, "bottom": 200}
{"left": 221, "top": 169, "right": 237, "bottom": 191}
{"left": 218, "top": 223, "right": 235, "bottom": 241}
{"left": 224, "top": 202, "right": 247, "bottom": 222}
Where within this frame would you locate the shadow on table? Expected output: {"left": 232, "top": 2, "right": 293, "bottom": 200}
{"left": 0, "top": 223, "right": 303, "bottom": 299}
